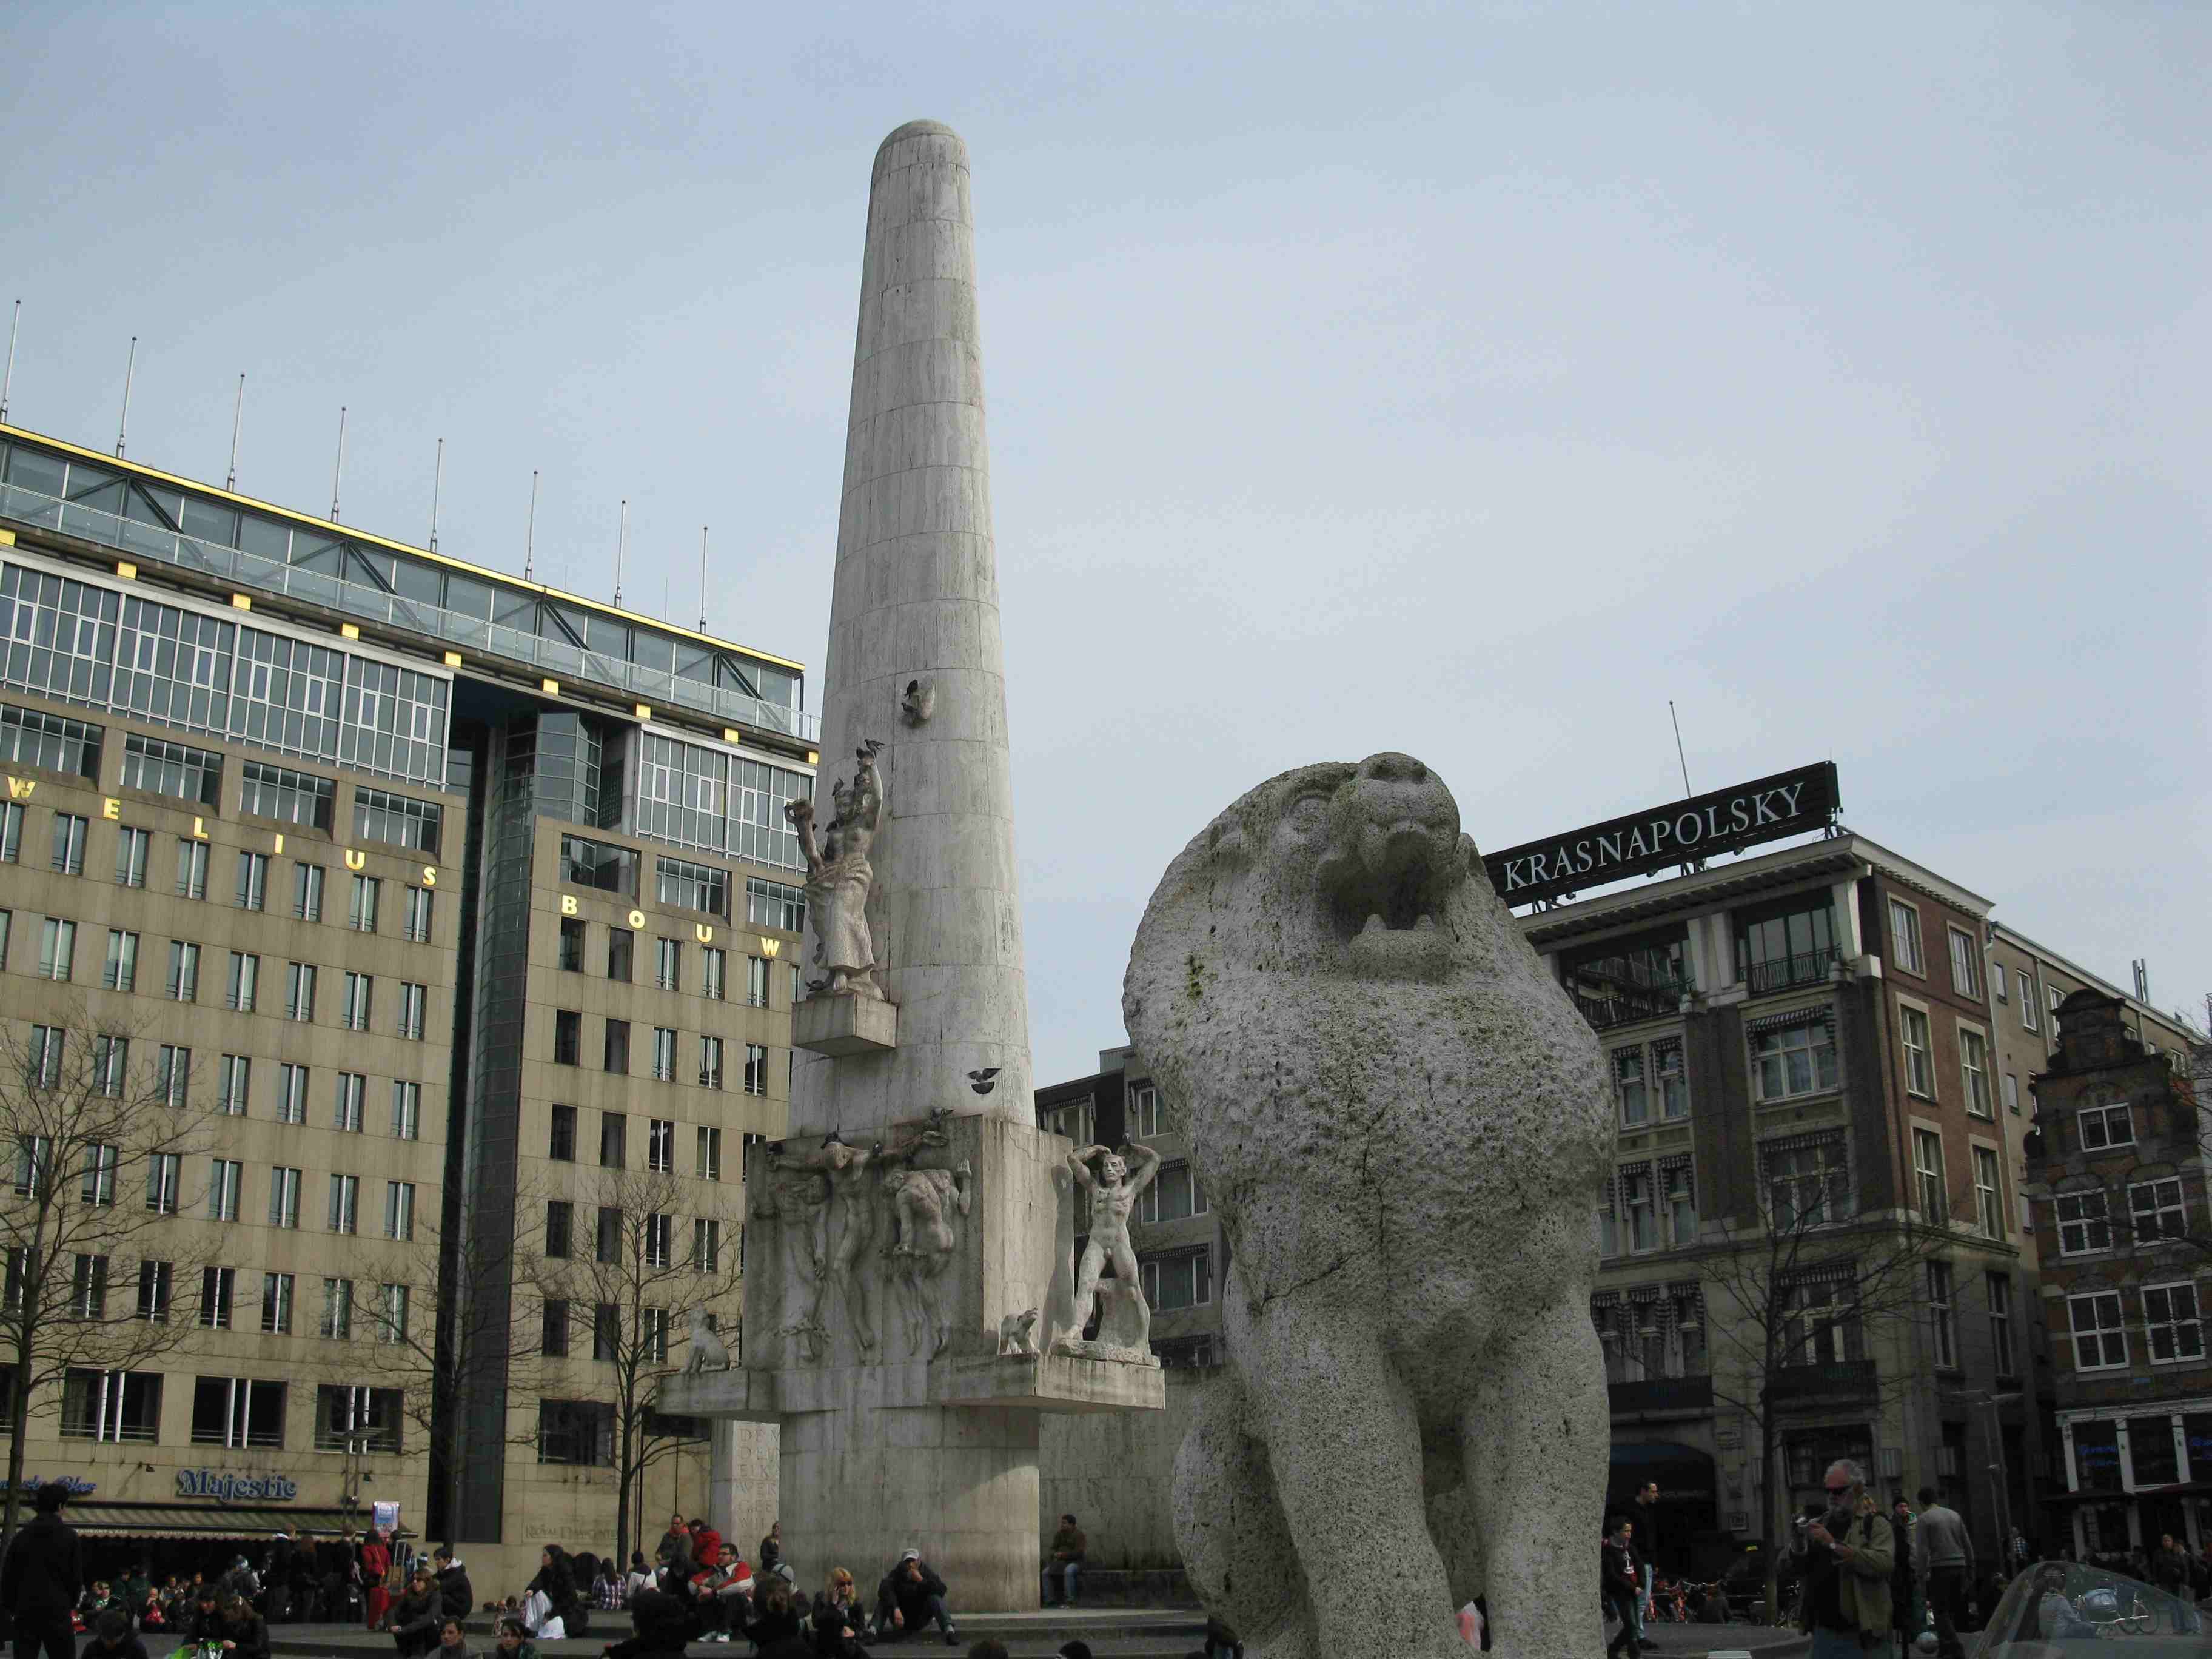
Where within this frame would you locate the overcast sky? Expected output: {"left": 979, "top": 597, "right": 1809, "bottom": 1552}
{"left": 4, "top": 3, "right": 2205, "bottom": 1083}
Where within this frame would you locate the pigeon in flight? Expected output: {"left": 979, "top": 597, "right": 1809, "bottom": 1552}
{"left": 968, "top": 1067, "right": 1002, "bottom": 1096}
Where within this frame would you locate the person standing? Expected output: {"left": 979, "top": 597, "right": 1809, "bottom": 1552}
{"left": 1629, "top": 1481, "right": 1663, "bottom": 1634}
{"left": 362, "top": 1529, "right": 394, "bottom": 1631}
{"left": 1602, "top": 1517, "right": 1641, "bottom": 1659}
{"left": 1913, "top": 1486, "right": 1972, "bottom": 1659}
{"left": 757, "top": 1523, "right": 782, "bottom": 1579}
{"left": 1792, "top": 1461, "right": 1896, "bottom": 1659}
{"left": 1889, "top": 1495, "right": 1919, "bottom": 1657}
{"left": 2, "top": 1482, "right": 85, "bottom": 1659}
{"left": 1042, "top": 1514, "right": 1085, "bottom": 1608}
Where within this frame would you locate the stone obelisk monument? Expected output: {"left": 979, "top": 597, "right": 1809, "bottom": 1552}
{"left": 661, "top": 121, "right": 1159, "bottom": 1610}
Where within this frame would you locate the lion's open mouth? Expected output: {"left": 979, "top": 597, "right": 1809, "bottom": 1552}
{"left": 1321, "top": 816, "right": 1460, "bottom": 943}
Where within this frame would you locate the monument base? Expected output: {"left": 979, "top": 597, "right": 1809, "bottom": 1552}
{"left": 793, "top": 993, "right": 899, "bottom": 1056}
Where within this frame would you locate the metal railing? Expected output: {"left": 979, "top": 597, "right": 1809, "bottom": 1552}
{"left": 1744, "top": 947, "right": 1841, "bottom": 994}
{"left": 1574, "top": 984, "right": 1687, "bottom": 1031}
{"left": 1, "top": 481, "right": 817, "bottom": 741}
{"left": 1770, "top": 1358, "right": 1877, "bottom": 1402}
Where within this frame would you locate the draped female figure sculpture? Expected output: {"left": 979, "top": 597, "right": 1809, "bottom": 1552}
{"left": 785, "top": 742, "right": 885, "bottom": 999}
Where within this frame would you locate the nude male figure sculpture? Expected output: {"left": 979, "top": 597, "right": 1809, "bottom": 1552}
{"left": 1067, "top": 1143, "right": 1161, "bottom": 1335}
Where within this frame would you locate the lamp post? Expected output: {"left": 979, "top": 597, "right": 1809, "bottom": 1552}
{"left": 1971, "top": 1390, "right": 2024, "bottom": 1563}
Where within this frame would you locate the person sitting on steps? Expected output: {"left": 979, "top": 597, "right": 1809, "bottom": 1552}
{"left": 871, "top": 1551, "right": 956, "bottom": 1647}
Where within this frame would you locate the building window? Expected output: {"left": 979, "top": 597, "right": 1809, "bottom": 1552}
{"left": 1663, "top": 1160, "right": 1698, "bottom": 1247}
{"left": 391, "top": 1082, "right": 420, "bottom": 1141}
{"left": 604, "top": 1018, "right": 630, "bottom": 1074}
{"left": 743, "top": 1044, "right": 768, "bottom": 1096}
{"left": 1972, "top": 1147, "right": 2002, "bottom": 1239}
{"left": 645, "top": 1213, "right": 673, "bottom": 1269}
{"left": 1912, "top": 1130, "right": 1946, "bottom": 1224}
{"left": 537, "top": 1399, "right": 614, "bottom": 1466}
{"left": 1614, "top": 1049, "right": 1649, "bottom": 1128}
{"left": 1987, "top": 1272, "right": 2015, "bottom": 1378}
{"left": 595, "top": 1207, "right": 622, "bottom": 1264}
{"left": 1620, "top": 1162, "right": 1658, "bottom": 1252}
{"left": 541, "top": 1300, "right": 570, "bottom": 1358}
{"left": 398, "top": 981, "right": 426, "bottom": 1039}
{"left": 1138, "top": 1161, "right": 1209, "bottom": 1224}
{"left": 328, "top": 1173, "right": 359, "bottom": 1235}
{"left": 2056, "top": 1190, "right": 2111, "bottom": 1256}
{"left": 285, "top": 962, "right": 316, "bottom": 1022}
{"left": 335, "top": 1071, "right": 364, "bottom": 1133}
{"left": 558, "top": 917, "right": 585, "bottom": 972}
{"left": 1762, "top": 1132, "right": 1849, "bottom": 1230}
{"left": 1895, "top": 1005, "right": 1934, "bottom": 1097}
{"left": 554, "top": 1010, "right": 581, "bottom": 1065}
{"left": 2, "top": 706, "right": 102, "bottom": 780}
{"left": 655, "top": 937, "right": 681, "bottom": 991}
{"left": 241, "top": 760, "right": 335, "bottom": 830}
{"left": 1929, "top": 1261, "right": 1957, "bottom": 1369}
{"left": 607, "top": 927, "right": 634, "bottom": 983}
{"left": 174, "top": 836, "right": 207, "bottom": 899}
{"left": 269, "top": 1167, "right": 301, "bottom": 1229}
{"left": 276, "top": 1063, "right": 309, "bottom": 1125}
{"left": 642, "top": 1306, "right": 671, "bottom": 1363}
{"left": 1960, "top": 1028, "right": 1992, "bottom": 1117}
{"left": 384, "top": 1181, "right": 415, "bottom": 1241}
{"left": 198, "top": 1267, "right": 232, "bottom": 1330}
{"left": 2144, "top": 1283, "right": 2205, "bottom": 1365}
{"left": 1992, "top": 963, "right": 2008, "bottom": 1003}
{"left": 2002, "top": 1073, "right": 2020, "bottom": 1115}
{"left": 647, "top": 1118, "right": 674, "bottom": 1174}
{"left": 657, "top": 856, "right": 728, "bottom": 917}
{"left": 294, "top": 862, "right": 324, "bottom": 921}
{"left": 1752, "top": 1016, "right": 1838, "bottom": 1101}
{"left": 375, "top": 1283, "right": 408, "bottom": 1345}
{"left": 600, "top": 1113, "right": 627, "bottom": 1169}
{"left": 545, "top": 1201, "right": 573, "bottom": 1259}
{"left": 549, "top": 1104, "right": 576, "bottom": 1162}
{"left": 15, "top": 1136, "right": 53, "bottom": 1198}
{"left": 52, "top": 813, "right": 88, "bottom": 876}
{"left": 165, "top": 939, "right": 199, "bottom": 1002}
{"left": 1888, "top": 897, "right": 1923, "bottom": 974}
{"left": 37, "top": 916, "right": 74, "bottom": 981}
{"left": 697, "top": 1127, "right": 722, "bottom": 1181}
{"left": 129, "top": 1258, "right": 169, "bottom": 1323}
{"left": 746, "top": 876, "right": 805, "bottom": 933}
{"left": 1127, "top": 1084, "right": 1161, "bottom": 1139}
{"left": 0, "top": 801, "right": 17, "bottom": 862}
{"left": 61, "top": 1370, "right": 162, "bottom": 1443}
{"left": 699, "top": 1035, "right": 724, "bottom": 1091}
{"left": 1737, "top": 898, "right": 1838, "bottom": 992}
{"left": 155, "top": 1044, "right": 189, "bottom": 1108}
{"left": 2021, "top": 984, "right": 2039, "bottom": 1033}
{"left": 746, "top": 955, "right": 770, "bottom": 1009}
{"left": 225, "top": 950, "right": 258, "bottom": 1011}
{"left": 2069, "top": 1292, "right": 2129, "bottom": 1371}
{"left": 693, "top": 1219, "right": 722, "bottom": 1272}
{"left": 1041, "top": 1098, "right": 1094, "bottom": 1147}
{"left": 260, "top": 1271, "right": 294, "bottom": 1334}
{"left": 104, "top": 928, "right": 139, "bottom": 991}
{"left": 2079, "top": 1104, "right": 2133, "bottom": 1151}
{"left": 115, "top": 825, "right": 149, "bottom": 887}
{"left": 1141, "top": 1248, "right": 1213, "bottom": 1312}
{"left": 651, "top": 1027, "right": 677, "bottom": 1082}
{"left": 2130, "top": 1178, "right": 2187, "bottom": 1245}
{"left": 703, "top": 947, "right": 726, "bottom": 1001}
{"left": 146, "top": 1152, "right": 180, "bottom": 1215}
{"left": 1654, "top": 1042, "right": 1688, "bottom": 1119}
{"left": 1780, "top": 1278, "right": 1864, "bottom": 1366}
{"left": 209, "top": 1159, "right": 241, "bottom": 1221}
{"left": 403, "top": 885, "right": 433, "bottom": 942}
{"left": 121, "top": 733, "right": 221, "bottom": 805}
{"left": 81, "top": 1142, "right": 117, "bottom": 1207}
{"left": 353, "top": 787, "right": 440, "bottom": 853}
{"left": 188, "top": 1380, "right": 285, "bottom": 1451}
{"left": 69, "top": 1253, "right": 108, "bottom": 1320}
{"left": 341, "top": 971, "right": 373, "bottom": 1031}
{"left": 1947, "top": 928, "right": 1982, "bottom": 999}
{"left": 314, "top": 1384, "right": 402, "bottom": 1453}
{"left": 559, "top": 834, "right": 636, "bottom": 896}
{"left": 320, "top": 1277, "right": 355, "bottom": 1340}
{"left": 349, "top": 874, "right": 381, "bottom": 934}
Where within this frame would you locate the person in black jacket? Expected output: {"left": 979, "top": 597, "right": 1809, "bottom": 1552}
{"left": 603, "top": 1587, "right": 690, "bottom": 1659}
{"left": 433, "top": 1549, "right": 475, "bottom": 1620}
{"left": 871, "top": 1552, "right": 955, "bottom": 1646}
{"left": 529, "top": 1545, "right": 586, "bottom": 1638}
{"left": 388, "top": 1569, "right": 446, "bottom": 1659}
{"left": 2, "top": 1482, "right": 85, "bottom": 1659}
{"left": 213, "top": 1594, "right": 270, "bottom": 1659}
{"left": 87, "top": 1609, "right": 151, "bottom": 1659}
{"left": 1602, "top": 1517, "right": 1641, "bottom": 1659}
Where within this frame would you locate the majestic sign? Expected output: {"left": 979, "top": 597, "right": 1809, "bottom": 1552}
{"left": 175, "top": 1469, "right": 298, "bottom": 1502}
{"left": 1483, "top": 762, "right": 1841, "bottom": 909}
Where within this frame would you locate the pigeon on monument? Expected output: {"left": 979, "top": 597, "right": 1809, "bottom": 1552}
{"left": 967, "top": 1068, "right": 1001, "bottom": 1096}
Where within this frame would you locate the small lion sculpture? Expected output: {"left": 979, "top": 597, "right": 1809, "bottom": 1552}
{"left": 1124, "top": 752, "right": 1615, "bottom": 1659}
{"left": 996, "top": 1307, "right": 1041, "bottom": 1358}
{"left": 681, "top": 1308, "right": 731, "bottom": 1375}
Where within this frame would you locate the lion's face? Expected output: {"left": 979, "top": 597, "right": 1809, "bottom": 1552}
{"left": 1138, "top": 751, "right": 1483, "bottom": 987}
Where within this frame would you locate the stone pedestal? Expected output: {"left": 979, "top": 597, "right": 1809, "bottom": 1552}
{"left": 793, "top": 994, "right": 899, "bottom": 1056}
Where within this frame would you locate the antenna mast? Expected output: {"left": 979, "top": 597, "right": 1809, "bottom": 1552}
{"left": 698, "top": 526, "right": 709, "bottom": 632}
{"left": 429, "top": 438, "right": 444, "bottom": 552}
{"left": 226, "top": 375, "right": 244, "bottom": 491}
{"left": 613, "top": 498, "right": 628, "bottom": 607}
{"left": 329, "top": 406, "right": 347, "bottom": 521}
{"left": 0, "top": 300, "right": 19, "bottom": 424}
{"left": 523, "top": 471, "right": 539, "bottom": 581}
{"left": 116, "top": 336, "right": 137, "bottom": 457}
{"left": 1668, "top": 700, "right": 1693, "bottom": 797}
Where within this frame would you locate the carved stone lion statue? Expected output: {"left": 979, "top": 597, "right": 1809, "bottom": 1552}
{"left": 996, "top": 1307, "right": 1041, "bottom": 1357}
{"left": 682, "top": 1307, "right": 731, "bottom": 1375}
{"left": 1124, "top": 752, "right": 1614, "bottom": 1659}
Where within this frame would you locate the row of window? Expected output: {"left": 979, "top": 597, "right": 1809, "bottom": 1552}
{"left": 43, "top": 1256, "right": 412, "bottom": 1342}
{"left": 56, "top": 1369, "right": 403, "bottom": 1452}
{"left": 2054, "top": 1174, "right": 2188, "bottom": 1258}
{"left": 20, "top": 1144, "right": 424, "bottom": 1235}
{"left": 1, "top": 802, "right": 438, "bottom": 937}
{"left": 549, "top": 1111, "right": 742, "bottom": 1181}
{"left": 541, "top": 1201, "right": 731, "bottom": 1273}
{"left": 554, "top": 834, "right": 737, "bottom": 917}
{"left": 2067, "top": 1410, "right": 2212, "bottom": 1496}
{"left": 1036, "top": 1083, "right": 1165, "bottom": 1148}
{"left": 550, "top": 1010, "right": 771, "bottom": 1093}
{"left": 557, "top": 918, "right": 790, "bottom": 1007}
{"left": 2070, "top": 1281, "right": 2205, "bottom": 1372}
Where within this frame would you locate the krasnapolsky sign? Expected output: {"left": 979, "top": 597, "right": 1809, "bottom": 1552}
{"left": 1483, "top": 762, "right": 1841, "bottom": 908}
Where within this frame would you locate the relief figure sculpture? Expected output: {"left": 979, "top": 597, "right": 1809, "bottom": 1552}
{"left": 750, "top": 1163, "right": 832, "bottom": 1361}
{"left": 880, "top": 1158, "right": 973, "bottom": 1359}
{"left": 785, "top": 742, "right": 885, "bottom": 999}
{"left": 766, "top": 1134, "right": 890, "bottom": 1352}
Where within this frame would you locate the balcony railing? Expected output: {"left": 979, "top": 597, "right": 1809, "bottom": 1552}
{"left": 1744, "top": 947, "right": 1841, "bottom": 994}
{"left": 1574, "top": 982, "right": 1688, "bottom": 1031}
{"left": 1609, "top": 1375, "right": 1714, "bottom": 1414}
{"left": 1, "top": 480, "right": 816, "bottom": 741}
{"left": 1770, "top": 1358, "right": 1877, "bottom": 1403}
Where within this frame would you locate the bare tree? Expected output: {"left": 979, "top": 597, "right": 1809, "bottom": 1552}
{"left": 0, "top": 1010, "right": 219, "bottom": 1545}
{"left": 526, "top": 1164, "right": 744, "bottom": 1570}
{"left": 1698, "top": 1158, "right": 1952, "bottom": 1617}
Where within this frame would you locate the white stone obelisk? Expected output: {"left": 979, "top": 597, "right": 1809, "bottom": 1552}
{"left": 777, "top": 118, "right": 1041, "bottom": 1606}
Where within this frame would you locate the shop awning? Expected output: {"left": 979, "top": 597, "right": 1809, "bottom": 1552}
{"left": 72, "top": 1504, "right": 408, "bottom": 1539}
